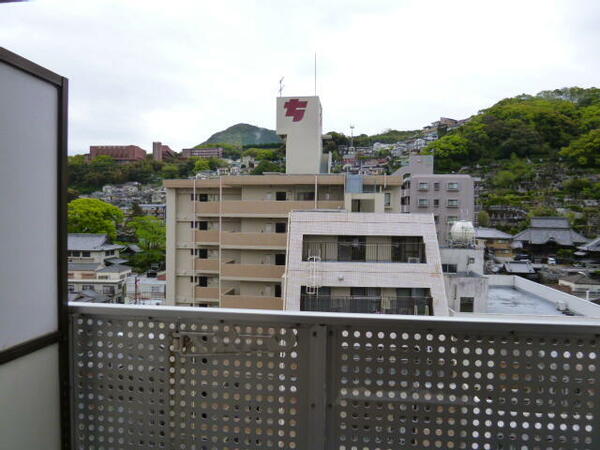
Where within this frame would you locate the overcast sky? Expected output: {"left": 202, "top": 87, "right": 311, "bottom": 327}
{"left": 1, "top": 0, "right": 599, "bottom": 155}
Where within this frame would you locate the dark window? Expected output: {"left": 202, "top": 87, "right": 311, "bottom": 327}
{"left": 274, "top": 284, "right": 282, "bottom": 298}
{"left": 276, "top": 191, "right": 287, "bottom": 201}
{"left": 198, "top": 248, "right": 208, "bottom": 259}
{"left": 81, "top": 251, "right": 90, "bottom": 257}
{"left": 275, "top": 222, "right": 287, "bottom": 233}
{"left": 460, "top": 297, "right": 474, "bottom": 312}
{"left": 103, "top": 285, "right": 115, "bottom": 295}
{"left": 297, "top": 191, "right": 315, "bottom": 201}
{"left": 338, "top": 236, "right": 366, "bottom": 261}
{"left": 442, "top": 264, "right": 458, "bottom": 273}
{"left": 434, "top": 182, "right": 440, "bottom": 191}
{"left": 433, "top": 199, "right": 439, "bottom": 207}
{"left": 198, "top": 221, "right": 208, "bottom": 230}
{"left": 196, "top": 193, "right": 208, "bottom": 202}
{"left": 197, "top": 276, "right": 208, "bottom": 287}
{"left": 275, "top": 253, "right": 286, "bottom": 265}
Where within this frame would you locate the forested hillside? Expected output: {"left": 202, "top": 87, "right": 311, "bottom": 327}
{"left": 425, "top": 87, "right": 600, "bottom": 172}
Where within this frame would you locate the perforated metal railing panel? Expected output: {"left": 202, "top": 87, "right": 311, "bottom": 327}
{"left": 70, "top": 304, "right": 600, "bottom": 450}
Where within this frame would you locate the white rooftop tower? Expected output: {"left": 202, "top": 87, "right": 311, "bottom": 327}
{"left": 276, "top": 96, "right": 327, "bottom": 174}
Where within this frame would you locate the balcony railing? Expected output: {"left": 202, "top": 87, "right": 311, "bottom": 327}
{"left": 70, "top": 302, "right": 600, "bottom": 449}
{"left": 302, "top": 241, "right": 426, "bottom": 263}
{"left": 301, "top": 295, "right": 433, "bottom": 315}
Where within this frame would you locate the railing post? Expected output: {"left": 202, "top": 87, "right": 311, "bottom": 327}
{"left": 306, "top": 324, "right": 328, "bottom": 449}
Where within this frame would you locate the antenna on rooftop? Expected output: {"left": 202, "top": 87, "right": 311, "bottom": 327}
{"left": 350, "top": 124, "right": 355, "bottom": 149}
{"left": 314, "top": 52, "right": 317, "bottom": 96}
{"left": 278, "top": 77, "right": 285, "bottom": 97}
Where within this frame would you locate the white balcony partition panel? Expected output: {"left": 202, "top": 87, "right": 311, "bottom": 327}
{"left": 0, "top": 48, "right": 67, "bottom": 450}
{"left": 71, "top": 303, "right": 600, "bottom": 449}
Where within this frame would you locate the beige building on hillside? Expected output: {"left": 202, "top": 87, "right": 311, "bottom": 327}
{"left": 164, "top": 174, "right": 409, "bottom": 308}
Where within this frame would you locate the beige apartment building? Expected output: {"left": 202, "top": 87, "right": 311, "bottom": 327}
{"left": 164, "top": 174, "right": 407, "bottom": 308}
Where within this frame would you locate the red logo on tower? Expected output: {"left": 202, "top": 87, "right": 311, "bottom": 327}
{"left": 284, "top": 98, "right": 308, "bottom": 122}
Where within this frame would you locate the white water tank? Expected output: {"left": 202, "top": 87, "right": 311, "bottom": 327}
{"left": 450, "top": 220, "right": 476, "bottom": 245}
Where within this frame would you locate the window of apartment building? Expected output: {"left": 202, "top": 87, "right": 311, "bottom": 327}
{"left": 338, "top": 236, "right": 366, "bottom": 261}
{"left": 434, "top": 182, "right": 440, "bottom": 191}
{"left": 418, "top": 182, "right": 429, "bottom": 191}
{"left": 103, "top": 285, "right": 115, "bottom": 295}
{"left": 191, "top": 248, "right": 208, "bottom": 258}
{"left": 460, "top": 297, "right": 474, "bottom": 312}
{"left": 447, "top": 182, "right": 459, "bottom": 191}
{"left": 447, "top": 199, "right": 460, "bottom": 208}
{"left": 98, "top": 275, "right": 109, "bottom": 280}
{"left": 296, "top": 191, "right": 315, "bottom": 201}
{"left": 196, "top": 276, "right": 208, "bottom": 287}
{"left": 191, "top": 221, "right": 208, "bottom": 230}
{"left": 275, "top": 222, "right": 287, "bottom": 233}
{"left": 467, "top": 257, "right": 476, "bottom": 265}
{"left": 82, "top": 285, "right": 94, "bottom": 291}
{"left": 403, "top": 173, "right": 410, "bottom": 180}
{"left": 81, "top": 251, "right": 91, "bottom": 257}
{"left": 190, "top": 193, "right": 208, "bottom": 202}
{"left": 442, "top": 264, "right": 458, "bottom": 273}
{"left": 275, "top": 253, "right": 286, "bottom": 266}
{"left": 447, "top": 216, "right": 458, "bottom": 225}
{"left": 70, "top": 251, "right": 81, "bottom": 257}
{"left": 274, "top": 284, "right": 282, "bottom": 298}
{"left": 275, "top": 191, "right": 287, "bottom": 201}
{"left": 433, "top": 199, "right": 439, "bottom": 208}
{"left": 417, "top": 198, "right": 429, "bottom": 208}
{"left": 384, "top": 192, "right": 391, "bottom": 207}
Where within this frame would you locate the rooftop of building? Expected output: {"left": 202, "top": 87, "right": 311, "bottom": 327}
{"left": 163, "top": 173, "right": 404, "bottom": 188}
{"left": 579, "top": 236, "right": 600, "bottom": 252}
{"left": 560, "top": 273, "right": 600, "bottom": 285}
{"left": 530, "top": 217, "right": 570, "bottom": 228}
{"left": 512, "top": 217, "right": 588, "bottom": 246}
{"left": 97, "top": 264, "right": 132, "bottom": 273}
{"left": 475, "top": 227, "right": 513, "bottom": 240}
{"left": 68, "top": 262, "right": 102, "bottom": 272}
{"left": 67, "top": 233, "right": 124, "bottom": 251}
{"left": 487, "top": 286, "right": 569, "bottom": 316}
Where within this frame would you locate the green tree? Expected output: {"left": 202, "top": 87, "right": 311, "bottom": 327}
{"left": 477, "top": 210, "right": 491, "bottom": 227}
{"left": 560, "top": 129, "right": 600, "bottom": 168}
{"left": 161, "top": 163, "right": 180, "bottom": 179}
{"left": 251, "top": 160, "right": 283, "bottom": 175}
{"left": 67, "top": 198, "right": 124, "bottom": 240}
{"left": 194, "top": 158, "right": 210, "bottom": 172}
{"left": 127, "top": 216, "right": 166, "bottom": 272}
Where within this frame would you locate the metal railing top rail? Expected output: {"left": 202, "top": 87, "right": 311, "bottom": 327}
{"left": 68, "top": 302, "right": 600, "bottom": 331}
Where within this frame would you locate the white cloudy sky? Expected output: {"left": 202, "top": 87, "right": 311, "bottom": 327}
{"left": 1, "top": 0, "right": 599, "bottom": 154}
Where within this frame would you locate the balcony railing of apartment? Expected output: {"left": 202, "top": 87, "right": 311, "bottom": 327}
{"left": 302, "top": 241, "right": 427, "bottom": 263}
{"left": 301, "top": 295, "right": 433, "bottom": 315}
{"left": 70, "top": 302, "right": 600, "bottom": 449}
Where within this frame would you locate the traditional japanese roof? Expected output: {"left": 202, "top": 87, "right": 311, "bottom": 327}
{"left": 503, "top": 261, "right": 536, "bottom": 274}
{"left": 97, "top": 264, "right": 132, "bottom": 273}
{"left": 513, "top": 217, "right": 588, "bottom": 246}
{"left": 68, "top": 262, "right": 102, "bottom": 272}
{"left": 578, "top": 237, "right": 600, "bottom": 253}
{"left": 560, "top": 274, "right": 600, "bottom": 285}
{"left": 475, "top": 227, "right": 513, "bottom": 240}
{"left": 68, "top": 233, "right": 124, "bottom": 251}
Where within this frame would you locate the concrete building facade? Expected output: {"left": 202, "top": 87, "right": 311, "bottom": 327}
{"left": 394, "top": 155, "right": 475, "bottom": 245}
{"left": 164, "top": 174, "right": 408, "bottom": 308}
{"left": 89, "top": 145, "right": 147, "bottom": 162}
{"left": 283, "top": 211, "right": 449, "bottom": 315}
{"left": 181, "top": 147, "right": 224, "bottom": 159}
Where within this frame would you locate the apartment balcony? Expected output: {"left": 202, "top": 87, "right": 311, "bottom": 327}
{"left": 221, "top": 263, "right": 285, "bottom": 281}
{"left": 68, "top": 302, "right": 600, "bottom": 449}
{"left": 220, "top": 294, "right": 284, "bottom": 309}
{"left": 302, "top": 240, "right": 427, "bottom": 263}
{"left": 196, "top": 200, "right": 344, "bottom": 217}
{"left": 221, "top": 231, "right": 287, "bottom": 249}
{"left": 194, "top": 230, "right": 219, "bottom": 243}
{"left": 301, "top": 295, "right": 433, "bottom": 315}
{"left": 194, "top": 258, "right": 219, "bottom": 272}
{"left": 193, "top": 286, "right": 220, "bottom": 300}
